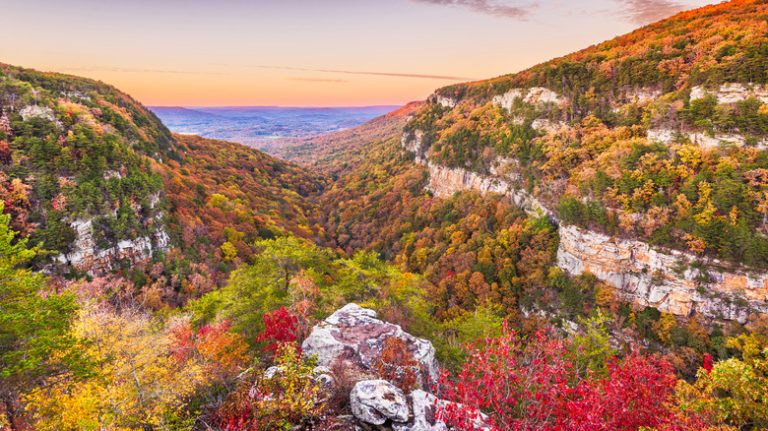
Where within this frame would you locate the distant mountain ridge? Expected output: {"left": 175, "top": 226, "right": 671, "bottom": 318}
{"left": 150, "top": 105, "right": 399, "bottom": 152}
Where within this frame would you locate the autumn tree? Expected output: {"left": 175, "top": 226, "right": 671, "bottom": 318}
{"left": 0, "top": 203, "right": 79, "bottom": 430}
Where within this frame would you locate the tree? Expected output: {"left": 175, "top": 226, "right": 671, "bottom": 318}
{"left": 0, "top": 202, "right": 78, "bottom": 430}
{"left": 674, "top": 334, "right": 768, "bottom": 429}
{"left": 24, "top": 306, "right": 216, "bottom": 431}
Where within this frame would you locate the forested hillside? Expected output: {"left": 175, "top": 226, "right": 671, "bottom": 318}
{"left": 0, "top": 63, "right": 172, "bottom": 274}
{"left": 407, "top": 0, "right": 768, "bottom": 267}
{"left": 0, "top": 64, "right": 323, "bottom": 301}
{"left": 275, "top": 101, "right": 422, "bottom": 175}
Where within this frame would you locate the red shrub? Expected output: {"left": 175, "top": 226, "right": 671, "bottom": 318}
{"left": 436, "top": 323, "right": 678, "bottom": 431}
{"left": 256, "top": 307, "right": 299, "bottom": 355}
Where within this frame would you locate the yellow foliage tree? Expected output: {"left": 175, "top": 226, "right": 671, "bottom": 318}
{"left": 24, "top": 305, "right": 213, "bottom": 431}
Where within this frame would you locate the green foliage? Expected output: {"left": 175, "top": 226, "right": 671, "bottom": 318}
{"left": 675, "top": 334, "right": 768, "bottom": 428}
{"left": 0, "top": 203, "right": 79, "bottom": 394}
{"left": 569, "top": 311, "right": 616, "bottom": 377}
{"left": 189, "top": 236, "right": 431, "bottom": 345}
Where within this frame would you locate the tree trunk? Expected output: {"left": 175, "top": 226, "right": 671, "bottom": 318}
{"left": 2, "top": 391, "right": 20, "bottom": 431}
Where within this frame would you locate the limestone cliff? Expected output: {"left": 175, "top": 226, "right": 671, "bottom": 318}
{"left": 402, "top": 126, "right": 768, "bottom": 322}
{"left": 557, "top": 224, "right": 768, "bottom": 322}
{"left": 422, "top": 160, "right": 552, "bottom": 218}
{"left": 53, "top": 199, "right": 170, "bottom": 275}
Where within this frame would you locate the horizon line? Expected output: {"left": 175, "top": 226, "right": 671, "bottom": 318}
{"left": 147, "top": 103, "right": 409, "bottom": 109}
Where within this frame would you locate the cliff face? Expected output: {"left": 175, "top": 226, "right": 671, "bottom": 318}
{"left": 558, "top": 224, "right": 768, "bottom": 322}
{"left": 422, "top": 160, "right": 551, "bottom": 218}
{"left": 53, "top": 197, "right": 170, "bottom": 275}
{"left": 398, "top": 0, "right": 768, "bottom": 319}
{"left": 402, "top": 127, "right": 768, "bottom": 322}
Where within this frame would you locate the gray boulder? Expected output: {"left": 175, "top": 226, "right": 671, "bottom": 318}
{"left": 302, "top": 303, "right": 439, "bottom": 387}
{"left": 350, "top": 380, "right": 409, "bottom": 425}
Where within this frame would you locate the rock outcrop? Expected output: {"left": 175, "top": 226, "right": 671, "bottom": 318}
{"left": 53, "top": 193, "right": 170, "bottom": 275}
{"left": 350, "top": 380, "right": 409, "bottom": 425}
{"left": 647, "top": 128, "right": 768, "bottom": 150}
{"left": 303, "top": 305, "right": 491, "bottom": 430}
{"left": 19, "top": 105, "right": 56, "bottom": 122}
{"left": 690, "top": 83, "right": 768, "bottom": 104}
{"left": 643, "top": 83, "right": 768, "bottom": 150}
{"left": 492, "top": 87, "right": 565, "bottom": 110}
{"left": 557, "top": 224, "right": 768, "bottom": 322}
{"left": 302, "top": 303, "right": 439, "bottom": 387}
{"left": 423, "top": 161, "right": 552, "bottom": 219}
{"left": 434, "top": 95, "right": 458, "bottom": 109}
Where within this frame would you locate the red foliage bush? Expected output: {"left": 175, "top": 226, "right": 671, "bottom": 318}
{"left": 436, "top": 323, "right": 678, "bottom": 431}
{"left": 256, "top": 307, "right": 300, "bottom": 355}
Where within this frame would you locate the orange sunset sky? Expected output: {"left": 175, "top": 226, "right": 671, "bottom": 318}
{"left": 1, "top": 0, "right": 715, "bottom": 106}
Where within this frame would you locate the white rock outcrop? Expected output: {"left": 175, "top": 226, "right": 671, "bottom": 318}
{"left": 493, "top": 87, "right": 564, "bottom": 111}
{"left": 302, "top": 303, "right": 439, "bottom": 386}
{"left": 19, "top": 105, "right": 56, "bottom": 122}
{"left": 424, "top": 161, "right": 552, "bottom": 219}
{"left": 690, "top": 83, "right": 768, "bottom": 104}
{"left": 350, "top": 380, "right": 410, "bottom": 425}
{"left": 435, "top": 95, "right": 458, "bottom": 109}
{"left": 402, "top": 129, "right": 427, "bottom": 162}
{"left": 647, "top": 128, "right": 768, "bottom": 150}
{"left": 53, "top": 193, "right": 170, "bottom": 274}
{"left": 303, "top": 306, "right": 494, "bottom": 430}
{"left": 53, "top": 218, "right": 170, "bottom": 275}
{"left": 557, "top": 224, "right": 768, "bottom": 322}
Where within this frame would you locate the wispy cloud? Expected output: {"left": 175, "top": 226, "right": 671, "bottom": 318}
{"left": 289, "top": 77, "right": 348, "bottom": 83}
{"left": 56, "top": 64, "right": 470, "bottom": 81}
{"left": 615, "top": 0, "right": 686, "bottom": 24}
{"left": 253, "top": 65, "right": 472, "bottom": 81}
{"left": 410, "top": 0, "right": 534, "bottom": 19}
{"left": 55, "top": 66, "right": 221, "bottom": 75}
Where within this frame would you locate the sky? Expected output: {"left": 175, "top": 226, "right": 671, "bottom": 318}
{"left": 0, "top": 0, "right": 716, "bottom": 107}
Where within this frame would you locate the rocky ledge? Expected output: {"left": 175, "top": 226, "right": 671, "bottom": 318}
{"left": 558, "top": 225, "right": 768, "bottom": 323}
{"left": 302, "top": 303, "right": 439, "bottom": 387}
{"left": 53, "top": 192, "right": 170, "bottom": 275}
{"left": 301, "top": 304, "right": 489, "bottom": 430}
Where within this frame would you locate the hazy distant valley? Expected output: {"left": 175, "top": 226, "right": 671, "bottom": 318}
{"left": 150, "top": 105, "right": 398, "bottom": 151}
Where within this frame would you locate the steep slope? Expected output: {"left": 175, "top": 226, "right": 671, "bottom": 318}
{"left": 0, "top": 64, "right": 322, "bottom": 296}
{"left": 401, "top": 0, "right": 768, "bottom": 321}
{"left": 0, "top": 63, "right": 175, "bottom": 274}
{"left": 155, "top": 134, "right": 323, "bottom": 293}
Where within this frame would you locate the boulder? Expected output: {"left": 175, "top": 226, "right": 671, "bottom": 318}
{"left": 350, "top": 380, "right": 409, "bottom": 425}
{"left": 302, "top": 303, "right": 439, "bottom": 387}
{"left": 404, "top": 390, "right": 448, "bottom": 431}
{"left": 392, "top": 390, "right": 492, "bottom": 431}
